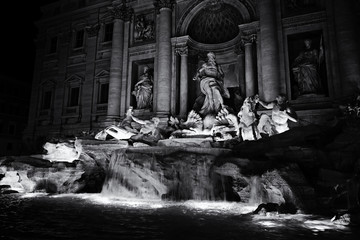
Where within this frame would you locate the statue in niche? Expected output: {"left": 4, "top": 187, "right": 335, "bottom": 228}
{"left": 255, "top": 94, "right": 298, "bottom": 136}
{"left": 132, "top": 66, "right": 153, "bottom": 109}
{"left": 192, "top": 52, "right": 230, "bottom": 117}
{"left": 291, "top": 38, "right": 324, "bottom": 96}
{"left": 134, "top": 14, "right": 154, "bottom": 42}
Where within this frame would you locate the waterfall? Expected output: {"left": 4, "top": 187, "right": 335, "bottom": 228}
{"left": 249, "top": 176, "right": 264, "bottom": 204}
{"left": 101, "top": 151, "right": 167, "bottom": 199}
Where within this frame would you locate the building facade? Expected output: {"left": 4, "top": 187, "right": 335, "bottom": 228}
{"left": 25, "top": 0, "right": 360, "bottom": 147}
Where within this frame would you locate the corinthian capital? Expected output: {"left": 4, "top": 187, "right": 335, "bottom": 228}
{"left": 108, "top": 0, "right": 134, "bottom": 21}
{"left": 176, "top": 46, "right": 188, "bottom": 56}
{"left": 154, "top": 0, "right": 176, "bottom": 13}
{"left": 241, "top": 34, "right": 257, "bottom": 45}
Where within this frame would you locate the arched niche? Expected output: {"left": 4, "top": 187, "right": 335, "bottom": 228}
{"left": 176, "top": 0, "right": 255, "bottom": 37}
{"left": 174, "top": 0, "right": 256, "bottom": 115}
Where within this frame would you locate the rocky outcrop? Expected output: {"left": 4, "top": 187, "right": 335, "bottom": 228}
{"left": 0, "top": 147, "right": 106, "bottom": 194}
{"left": 2, "top": 118, "right": 359, "bottom": 220}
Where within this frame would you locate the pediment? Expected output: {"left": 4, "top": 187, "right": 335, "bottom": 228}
{"left": 40, "top": 79, "right": 56, "bottom": 87}
{"left": 65, "top": 74, "right": 84, "bottom": 83}
{"left": 95, "top": 70, "right": 110, "bottom": 78}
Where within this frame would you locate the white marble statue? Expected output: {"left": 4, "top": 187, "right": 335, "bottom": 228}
{"left": 192, "top": 52, "right": 230, "bottom": 116}
{"left": 237, "top": 96, "right": 261, "bottom": 141}
{"left": 41, "top": 138, "right": 82, "bottom": 162}
{"left": 255, "top": 94, "right": 297, "bottom": 136}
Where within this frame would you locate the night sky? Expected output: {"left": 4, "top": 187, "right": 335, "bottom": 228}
{"left": 0, "top": 1, "right": 51, "bottom": 83}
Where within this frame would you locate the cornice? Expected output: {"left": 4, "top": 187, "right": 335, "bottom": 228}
{"left": 107, "top": 0, "right": 134, "bottom": 21}
{"left": 282, "top": 11, "right": 327, "bottom": 29}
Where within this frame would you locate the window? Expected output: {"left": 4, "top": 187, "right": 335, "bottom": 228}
{"left": 104, "top": 22, "right": 113, "bottom": 42}
{"left": 74, "top": 29, "right": 84, "bottom": 48}
{"left": 69, "top": 87, "right": 80, "bottom": 106}
{"left": 42, "top": 90, "right": 52, "bottom": 110}
{"left": 49, "top": 36, "right": 58, "bottom": 53}
{"left": 99, "top": 83, "right": 109, "bottom": 104}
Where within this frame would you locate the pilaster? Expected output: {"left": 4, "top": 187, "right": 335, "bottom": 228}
{"left": 106, "top": 0, "right": 133, "bottom": 122}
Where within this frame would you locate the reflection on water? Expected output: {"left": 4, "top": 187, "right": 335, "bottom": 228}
{"left": 1, "top": 193, "right": 359, "bottom": 240}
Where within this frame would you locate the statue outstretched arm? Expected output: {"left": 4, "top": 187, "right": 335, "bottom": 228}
{"left": 254, "top": 94, "right": 274, "bottom": 109}
{"left": 130, "top": 114, "right": 147, "bottom": 125}
{"left": 286, "top": 107, "right": 298, "bottom": 122}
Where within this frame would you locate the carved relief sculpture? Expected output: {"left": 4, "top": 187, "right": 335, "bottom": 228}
{"left": 134, "top": 14, "right": 155, "bottom": 42}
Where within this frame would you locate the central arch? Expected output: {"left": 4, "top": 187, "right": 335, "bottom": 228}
{"left": 176, "top": 0, "right": 255, "bottom": 37}
{"left": 174, "top": 0, "right": 257, "bottom": 117}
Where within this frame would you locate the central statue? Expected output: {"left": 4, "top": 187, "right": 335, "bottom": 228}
{"left": 192, "top": 52, "right": 230, "bottom": 117}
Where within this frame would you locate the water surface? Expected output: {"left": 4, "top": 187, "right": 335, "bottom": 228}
{"left": 1, "top": 193, "right": 358, "bottom": 240}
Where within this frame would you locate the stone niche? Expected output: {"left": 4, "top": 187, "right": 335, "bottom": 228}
{"left": 287, "top": 30, "right": 328, "bottom": 101}
{"left": 130, "top": 59, "right": 155, "bottom": 114}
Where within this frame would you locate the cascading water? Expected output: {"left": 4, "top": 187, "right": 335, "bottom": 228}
{"left": 249, "top": 176, "right": 265, "bottom": 204}
{"left": 100, "top": 149, "right": 294, "bottom": 208}
{"left": 100, "top": 149, "right": 223, "bottom": 201}
{"left": 101, "top": 150, "right": 167, "bottom": 199}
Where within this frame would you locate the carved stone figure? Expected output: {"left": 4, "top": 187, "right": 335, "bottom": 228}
{"left": 292, "top": 38, "right": 324, "bottom": 96}
{"left": 130, "top": 115, "right": 163, "bottom": 144}
{"left": 132, "top": 66, "right": 153, "bottom": 109}
{"left": 192, "top": 52, "right": 230, "bottom": 117}
{"left": 212, "top": 108, "right": 239, "bottom": 141}
{"left": 255, "top": 94, "right": 297, "bottom": 136}
{"left": 41, "top": 139, "right": 82, "bottom": 162}
{"left": 237, "top": 96, "right": 261, "bottom": 141}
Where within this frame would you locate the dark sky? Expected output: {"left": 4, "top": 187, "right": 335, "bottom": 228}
{"left": 0, "top": 1, "right": 51, "bottom": 82}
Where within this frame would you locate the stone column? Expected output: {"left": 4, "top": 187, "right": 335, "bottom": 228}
{"left": 106, "top": 1, "right": 133, "bottom": 122}
{"left": 258, "top": 0, "right": 281, "bottom": 101}
{"left": 235, "top": 44, "right": 245, "bottom": 97}
{"left": 177, "top": 46, "right": 188, "bottom": 117}
{"left": 242, "top": 34, "right": 257, "bottom": 97}
{"left": 154, "top": 0, "right": 175, "bottom": 116}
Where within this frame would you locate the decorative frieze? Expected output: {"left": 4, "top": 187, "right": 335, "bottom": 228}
{"left": 282, "top": 11, "right": 326, "bottom": 29}
{"left": 107, "top": 0, "right": 134, "bottom": 21}
{"left": 129, "top": 49, "right": 156, "bottom": 57}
